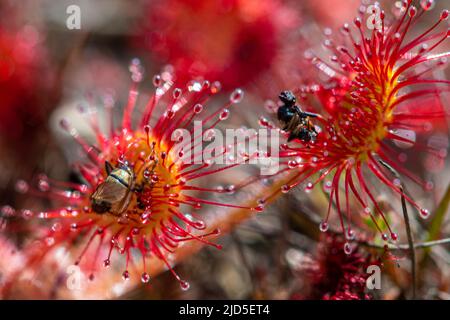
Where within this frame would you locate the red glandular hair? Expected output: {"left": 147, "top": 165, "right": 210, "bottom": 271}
{"left": 3, "top": 64, "right": 257, "bottom": 291}
{"left": 293, "top": 235, "right": 374, "bottom": 300}
{"left": 259, "top": 1, "right": 450, "bottom": 243}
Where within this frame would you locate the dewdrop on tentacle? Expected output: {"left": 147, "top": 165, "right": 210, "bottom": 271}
{"left": 264, "top": 1, "right": 450, "bottom": 245}
{"left": 8, "top": 65, "right": 258, "bottom": 291}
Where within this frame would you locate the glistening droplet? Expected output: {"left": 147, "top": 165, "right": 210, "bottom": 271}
{"left": 141, "top": 272, "right": 150, "bottom": 283}
{"left": 343, "top": 242, "right": 352, "bottom": 255}
{"left": 420, "top": 208, "right": 430, "bottom": 219}
{"left": 230, "top": 88, "right": 244, "bottom": 103}
{"left": 319, "top": 221, "right": 329, "bottom": 232}
{"left": 180, "top": 280, "right": 190, "bottom": 291}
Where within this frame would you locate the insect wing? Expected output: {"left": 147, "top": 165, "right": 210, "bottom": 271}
{"left": 92, "top": 176, "right": 128, "bottom": 204}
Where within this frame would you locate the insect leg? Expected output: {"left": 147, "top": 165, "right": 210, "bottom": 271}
{"left": 302, "top": 111, "right": 320, "bottom": 118}
{"left": 105, "top": 161, "right": 114, "bottom": 175}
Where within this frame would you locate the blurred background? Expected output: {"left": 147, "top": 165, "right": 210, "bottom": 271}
{"left": 0, "top": 0, "right": 449, "bottom": 299}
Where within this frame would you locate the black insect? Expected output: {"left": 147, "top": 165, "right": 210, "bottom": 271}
{"left": 277, "top": 90, "right": 319, "bottom": 142}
